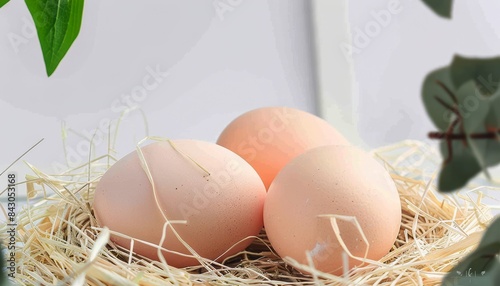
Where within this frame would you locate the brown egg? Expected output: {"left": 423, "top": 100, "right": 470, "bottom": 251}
{"left": 264, "top": 145, "right": 401, "bottom": 275}
{"left": 217, "top": 107, "right": 349, "bottom": 189}
{"left": 93, "top": 140, "right": 266, "bottom": 267}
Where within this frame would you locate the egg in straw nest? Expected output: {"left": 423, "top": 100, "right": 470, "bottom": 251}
{"left": 0, "top": 113, "right": 497, "bottom": 286}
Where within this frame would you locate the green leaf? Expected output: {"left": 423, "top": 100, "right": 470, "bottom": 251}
{"left": 443, "top": 217, "right": 500, "bottom": 286}
{"left": 435, "top": 80, "right": 493, "bottom": 192}
{"left": 457, "top": 81, "right": 490, "bottom": 134}
{"left": 485, "top": 90, "right": 500, "bottom": 128}
{"left": 424, "top": 72, "right": 499, "bottom": 191}
{"left": 0, "top": 0, "right": 9, "bottom": 8}
{"left": 457, "top": 81, "right": 491, "bottom": 176}
{"left": 436, "top": 79, "right": 488, "bottom": 191}
{"left": 25, "top": 0, "right": 84, "bottom": 76}
{"left": 421, "top": 0, "right": 453, "bottom": 18}
{"left": 438, "top": 117, "right": 482, "bottom": 192}
{"left": 438, "top": 139, "right": 482, "bottom": 192}
{"left": 450, "top": 55, "right": 500, "bottom": 97}
{"left": 468, "top": 90, "right": 500, "bottom": 169}
{"left": 422, "top": 67, "right": 456, "bottom": 131}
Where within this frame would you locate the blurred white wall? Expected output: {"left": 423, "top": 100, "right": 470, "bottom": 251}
{"left": 347, "top": 0, "right": 500, "bottom": 148}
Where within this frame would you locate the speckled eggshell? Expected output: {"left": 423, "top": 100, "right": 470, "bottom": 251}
{"left": 264, "top": 145, "right": 401, "bottom": 275}
{"left": 217, "top": 107, "right": 349, "bottom": 190}
{"left": 93, "top": 140, "right": 266, "bottom": 267}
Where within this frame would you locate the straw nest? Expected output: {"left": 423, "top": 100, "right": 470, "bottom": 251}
{"left": 1, "top": 139, "right": 496, "bottom": 286}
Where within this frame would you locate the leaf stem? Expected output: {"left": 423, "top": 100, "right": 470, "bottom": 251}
{"left": 429, "top": 131, "right": 500, "bottom": 140}
{"left": 443, "top": 118, "right": 460, "bottom": 164}
{"left": 436, "top": 80, "right": 458, "bottom": 104}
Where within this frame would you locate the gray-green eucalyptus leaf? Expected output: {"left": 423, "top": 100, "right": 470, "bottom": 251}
{"left": 438, "top": 139, "right": 482, "bottom": 192}
{"left": 422, "top": 67, "right": 456, "bottom": 131}
{"left": 421, "top": 0, "right": 453, "bottom": 18}
{"left": 443, "top": 217, "right": 500, "bottom": 286}
{"left": 450, "top": 55, "right": 500, "bottom": 97}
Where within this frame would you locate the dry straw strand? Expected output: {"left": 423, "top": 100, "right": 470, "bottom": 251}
{"left": 0, "top": 138, "right": 496, "bottom": 286}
